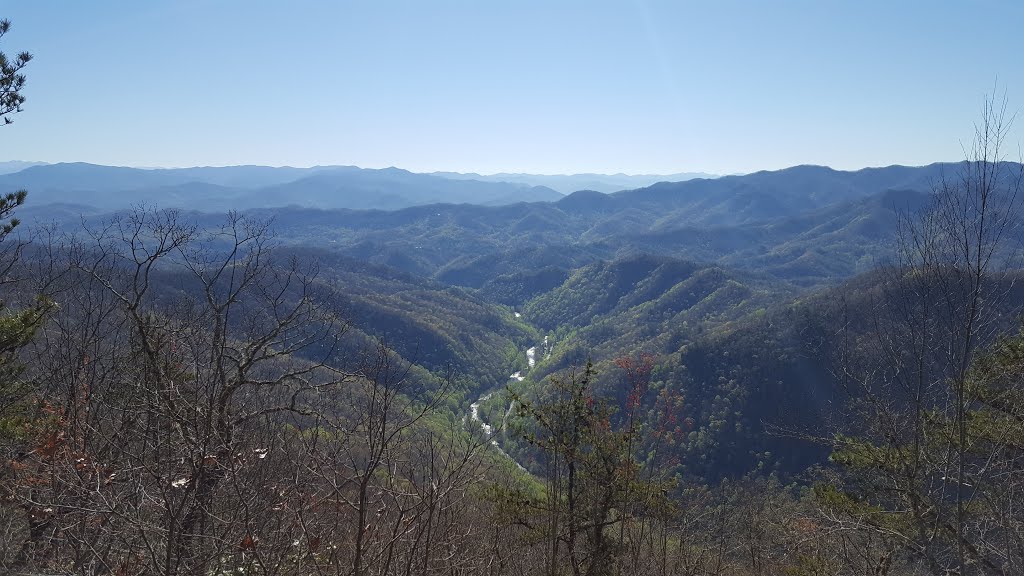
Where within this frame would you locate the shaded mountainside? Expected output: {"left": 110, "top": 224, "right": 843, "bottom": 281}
{"left": 642, "top": 267, "right": 1024, "bottom": 479}
{"left": 522, "top": 254, "right": 780, "bottom": 338}
{"left": 59, "top": 245, "right": 540, "bottom": 408}
{"left": 485, "top": 257, "right": 1024, "bottom": 481}
{"left": 507, "top": 254, "right": 787, "bottom": 391}
{"left": 466, "top": 253, "right": 796, "bottom": 479}
{"left": 285, "top": 248, "right": 538, "bottom": 391}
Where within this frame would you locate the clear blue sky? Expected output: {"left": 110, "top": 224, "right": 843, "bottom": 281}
{"left": 0, "top": 1, "right": 1021, "bottom": 175}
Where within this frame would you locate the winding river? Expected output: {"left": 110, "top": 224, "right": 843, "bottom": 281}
{"left": 467, "top": 337, "right": 553, "bottom": 472}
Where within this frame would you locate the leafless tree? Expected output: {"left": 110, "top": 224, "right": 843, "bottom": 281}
{"left": 828, "top": 89, "right": 1024, "bottom": 575}
{"left": 6, "top": 209, "right": 355, "bottom": 574}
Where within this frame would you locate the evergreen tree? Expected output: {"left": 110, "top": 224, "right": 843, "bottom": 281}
{"left": 0, "top": 19, "right": 31, "bottom": 125}
{"left": 0, "top": 18, "right": 44, "bottom": 441}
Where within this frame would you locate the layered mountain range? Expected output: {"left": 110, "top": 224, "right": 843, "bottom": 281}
{"left": 0, "top": 162, "right": 563, "bottom": 211}
{"left": 10, "top": 159, "right": 1022, "bottom": 480}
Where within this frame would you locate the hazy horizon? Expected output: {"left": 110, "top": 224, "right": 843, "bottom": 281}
{"left": 0, "top": 157, "right": 998, "bottom": 178}
{"left": 0, "top": 159, "right": 717, "bottom": 177}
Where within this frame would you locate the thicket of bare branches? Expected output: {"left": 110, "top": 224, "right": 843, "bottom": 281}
{"left": 0, "top": 210, "right": 494, "bottom": 576}
{"left": 826, "top": 91, "right": 1024, "bottom": 575}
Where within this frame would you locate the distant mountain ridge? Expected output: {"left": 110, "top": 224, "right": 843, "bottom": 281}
{"left": 141, "top": 161, "right": 1012, "bottom": 289}
{"left": 5, "top": 161, "right": 963, "bottom": 216}
{"left": 0, "top": 160, "right": 47, "bottom": 175}
{"left": 0, "top": 162, "right": 721, "bottom": 202}
{"left": 0, "top": 162, "right": 562, "bottom": 211}
{"left": 430, "top": 171, "right": 719, "bottom": 194}
{"left": 17, "top": 160, "right": 1014, "bottom": 287}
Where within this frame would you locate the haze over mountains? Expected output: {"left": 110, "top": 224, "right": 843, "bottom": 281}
{"left": 0, "top": 160, "right": 46, "bottom": 174}
{"left": 0, "top": 162, "right": 726, "bottom": 211}
{"left": 430, "top": 170, "right": 719, "bottom": 194}
{"left": 10, "top": 160, "right": 1007, "bottom": 291}
{"left": 1, "top": 158, "right": 968, "bottom": 224}
{"left": 0, "top": 162, "right": 563, "bottom": 211}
